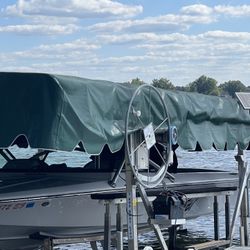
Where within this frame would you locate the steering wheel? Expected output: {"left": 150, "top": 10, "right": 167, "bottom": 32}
{"left": 125, "top": 84, "right": 175, "bottom": 188}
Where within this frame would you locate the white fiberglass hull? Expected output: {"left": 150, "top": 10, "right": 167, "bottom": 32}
{"left": 0, "top": 194, "right": 219, "bottom": 250}
{"left": 0, "top": 192, "right": 149, "bottom": 250}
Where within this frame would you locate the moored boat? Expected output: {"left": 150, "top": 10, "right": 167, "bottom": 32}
{"left": 0, "top": 72, "right": 249, "bottom": 249}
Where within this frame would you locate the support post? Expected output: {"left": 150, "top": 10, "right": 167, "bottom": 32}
{"left": 125, "top": 133, "right": 139, "bottom": 250}
{"left": 168, "top": 226, "right": 177, "bottom": 250}
{"left": 90, "top": 241, "right": 98, "bottom": 250}
{"left": 213, "top": 196, "right": 219, "bottom": 241}
{"left": 116, "top": 203, "right": 123, "bottom": 250}
{"left": 43, "top": 238, "right": 53, "bottom": 250}
{"left": 237, "top": 148, "right": 249, "bottom": 246}
{"left": 229, "top": 147, "right": 250, "bottom": 246}
{"left": 225, "top": 195, "right": 230, "bottom": 240}
{"left": 126, "top": 164, "right": 138, "bottom": 250}
{"left": 104, "top": 201, "right": 111, "bottom": 250}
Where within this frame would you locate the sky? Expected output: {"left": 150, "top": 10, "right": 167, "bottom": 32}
{"left": 1, "top": 0, "right": 250, "bottom": 86}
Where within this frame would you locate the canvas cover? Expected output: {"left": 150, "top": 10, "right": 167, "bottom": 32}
{"left": 0, "top": 72, "right": 250, "bottom": 154}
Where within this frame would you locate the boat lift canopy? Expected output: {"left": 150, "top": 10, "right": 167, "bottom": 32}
{"left": 1, "top": 72, "right": 250, "bottom": 154}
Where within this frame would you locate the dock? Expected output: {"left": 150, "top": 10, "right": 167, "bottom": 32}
{"left": 226, "top": 247, "right": 250, "bottom": 250}
{"left": 186, "top": 240, "right": 230, "bottom": 250}
{"left": 185, "top": 240, "right": 230, "bottom": 250}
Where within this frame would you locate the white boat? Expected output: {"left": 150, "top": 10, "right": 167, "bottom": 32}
{"left": 0, "top": 153, "right": 238, "bottom": 249}
{"left": 0, "top": 72, "right": 248, "bottom": 249}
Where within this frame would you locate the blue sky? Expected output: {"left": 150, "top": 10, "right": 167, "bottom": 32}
{"left": 1, "top": 0, "right": 250, "bottom": 86}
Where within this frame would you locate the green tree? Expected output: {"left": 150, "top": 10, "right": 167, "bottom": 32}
{"left": 130, "top": 77, "right": 145, "bottom": 86}
{"left": 188, "top": 75, "right": 219, "bottom": 96}
{"left": 152, "top": 78, "right": 175, "bottom": 90}
{"left": 219, "top": 80, "right": 247, "bottom": 98}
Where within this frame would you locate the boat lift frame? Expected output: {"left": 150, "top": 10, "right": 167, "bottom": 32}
{"left": 229, "top": 147, "right": 250, "bottom": 247}
{"left": 40, "top": 186, "right": 236, "bottom": 250}
{"left": 41, "top": 90, "right": 250, "bottom": 250}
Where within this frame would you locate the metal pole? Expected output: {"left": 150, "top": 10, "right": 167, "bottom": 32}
{"left": 229, "top": 147, "right": 250, "bottom": 246}
{"left": 90, "top": 241, "right": 98, "bottom": 250}
{"left": 126, "top": 134, "right": 138, "bottom": 250}
{"left": 225, "top": 195, "right": 230, "bottom": 240}
{"left": 168, "top": 226, "right": 177, "bottom": 250}
{"left": 213, "top": 196, "right": 219, "bottom": 240}
{"left": 126, "top": 165, "right": 138, "bottom": 250}
{"left": 116, "top": 203, "right": 123, "bottom": 250}
{"left": 43, "top": 238, "right": 53, "bottom": 250}
{"left": 104, "top": 201, "right": 111, "bottom": 250}
{"left": 237, "top": 148, "right": 249, "bottom": 246}
{"left": 240, "top": 186, "right": 249, "bottom": 246}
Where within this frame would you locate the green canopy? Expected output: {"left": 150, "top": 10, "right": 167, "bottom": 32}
{"left": 0, "top": 72, "right": 250, "bottom": 154}
{"left": 162, "top": 90, "right": 250, "bottom": 150}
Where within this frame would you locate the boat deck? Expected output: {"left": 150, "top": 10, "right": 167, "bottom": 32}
{"left": 92, "top": 171, "right": 238, "bottom": 200}
{"left": 226, "top": 247, "right": 250, "bottom": 250}
{"left": 0, "top": 169, "right": 238, "bottom": 201}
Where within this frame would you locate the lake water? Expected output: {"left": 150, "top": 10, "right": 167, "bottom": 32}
{"left": 49, "top": 148, "right": 245, "bottom": 250}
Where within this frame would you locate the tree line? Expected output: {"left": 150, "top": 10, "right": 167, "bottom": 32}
{"left": 127, "top": 75, "right": 249, "bottom": 98}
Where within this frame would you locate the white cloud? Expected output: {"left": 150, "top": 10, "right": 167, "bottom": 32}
{"left": 0, "top": 0, "right": 143, "bottom": 36}
{"left": 97, "top": 31, "right": 250, "bottom": 55}
{"left": 28, "top": 16, "right": 78, "bottom": 25}
{"left": 1, "top": 1, "right": 250, "bottom": 86}
{"left": 214, "top": 5, "right": 250, "bottom": 17}
{"left": 101, "top": 55, "right": 152, "bottom": 64}
{"left": 98, "top": 32, "right": 189, "bottom": 44}
{"left": 38, "top": 38, "right": 100, "bottom": 52}
{"left": 181, "top": 4, "right": 213, "bottom": 16}
{"left": 201, "top": 30, "right": 250, "bottom": 40}
{"left": 0, "top": 38, "right": 100, "bottom": 65}
{"left": 92, "top": 30, "right": 250, "bottom": 85}
{"left": 125, "top": 4, "right": 250, "bottom": 35}
{"left": 2, "top": 29, "right": 250, "bottom": 85}
{"left": 2, "top": 0, "right": 143, "bottom": 19}
{"left": 88, "top": 13, "right": 215, "bottom": 33}
{"left": 181, "top": 4, "right": 250, "bottom": 17}
{"left": 0, "top": 24, "right": 79, "bottom": 35}
{"left": 88, "top": 16, "right": 187, "bottom": 32}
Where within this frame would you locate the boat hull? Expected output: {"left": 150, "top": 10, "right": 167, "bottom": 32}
{"left": 0, "top": 171, "right": 238, "bottom": 249}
